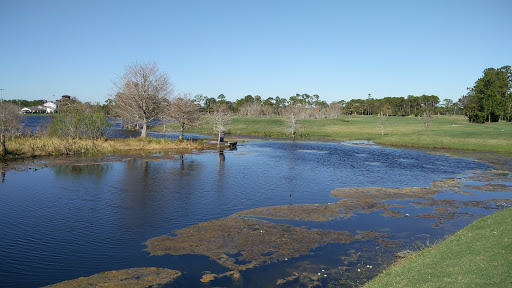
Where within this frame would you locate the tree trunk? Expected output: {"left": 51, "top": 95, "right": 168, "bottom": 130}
{"left": 179, "top": 123, "right": 185, "bottom": 140}
{"left": 141, "top": 118, "right": 148, "bottom": 137}
{"left": 1, "top": 134, "right": 6, "bottom": 156}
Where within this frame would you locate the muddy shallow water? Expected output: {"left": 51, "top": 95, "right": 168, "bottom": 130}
{"left": 1, "top": 141, "right": 512, "bottom": 287}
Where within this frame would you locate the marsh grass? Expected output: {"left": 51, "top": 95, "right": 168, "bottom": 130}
{"left": 365, "top": 207, "right": 512, "bottom": 288}
{"left": 152, "top": 115, "right": 512, "bottom": 152}
{"left": 3, "top": 136, "right": 205, "bottom": 159}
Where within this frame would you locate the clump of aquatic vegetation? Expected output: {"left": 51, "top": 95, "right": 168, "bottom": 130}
{"left": 43, "top": 267, "right": 182, "bottom": 288}
{"left": 3, "top": 136, "right": 205, "bottom": 159}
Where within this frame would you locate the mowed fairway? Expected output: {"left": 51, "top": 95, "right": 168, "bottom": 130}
{"left": 157, "top": 115, "right": 512, "bottom": 153}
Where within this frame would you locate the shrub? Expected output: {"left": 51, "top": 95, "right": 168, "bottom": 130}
{"left": 468, "top": 111, "right": 500, "bottom": 123}
{"left": 49, "top": 104, "right": 111, "bottom": 139}
{"left": 467, "top": 111, "right": 487, "bottom": 123}
{"left": 0, "top": 102, "right": 22, "bottom": 136}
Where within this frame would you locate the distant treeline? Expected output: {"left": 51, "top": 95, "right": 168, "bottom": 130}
{"left": 192, "top": 93, "right": 459, "bottom": 119}
{"left": 3, "top": 99, "right": 46, "bottom": 108}
{"left": 8, "top": 66, "right": 510, "bottom": 123}
{"left": 192, "top": 65, "right": 511, "bottom": 122}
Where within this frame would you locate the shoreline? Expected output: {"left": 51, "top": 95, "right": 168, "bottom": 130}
{"left": 3, "top": 137, "right": 512, "bottom": 287}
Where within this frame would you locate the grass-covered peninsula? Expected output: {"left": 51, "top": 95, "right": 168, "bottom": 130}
{"left": 2, "top": 136, "right": 205, "bottom": 159}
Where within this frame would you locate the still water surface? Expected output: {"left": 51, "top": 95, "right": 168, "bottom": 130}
{"left": 20, "top": 115, "right": 208, "bottom": 140}
{"left": 1, "top": 140, "right": 510, "bottom": 287}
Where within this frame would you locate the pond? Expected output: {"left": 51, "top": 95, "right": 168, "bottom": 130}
{"left": 1, "top": 141, "right": 512, "bottom": 287}
{"left": 20, "top": 115, "right": 209, "bottom": 140}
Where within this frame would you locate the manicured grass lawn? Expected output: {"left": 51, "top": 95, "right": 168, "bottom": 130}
{"left": 364, "top": 207, "right": 512, "bottom": 288}
{"left": 153, "top": 115, "right": 512, "bottom": 152}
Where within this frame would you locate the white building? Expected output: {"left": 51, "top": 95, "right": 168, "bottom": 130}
{"left": 43, "top": 102, "right": 58, "bottom": 113}
{"left": 21, "top": 107, "right": 32, "bottom": 113}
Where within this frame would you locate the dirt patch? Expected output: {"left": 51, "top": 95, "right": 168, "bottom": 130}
{"left": 43, "top": 267, "right": 182, "bottom": 288}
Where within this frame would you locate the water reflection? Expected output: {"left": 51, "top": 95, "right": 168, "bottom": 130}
{"left": 53, "top": 163, "right": 109, "bottom": 178}
{"left": 1, "top": 141, "right": 511, "bottom": 288}
{"left": 20, "top": 115, "right": 209, "bottom": 140}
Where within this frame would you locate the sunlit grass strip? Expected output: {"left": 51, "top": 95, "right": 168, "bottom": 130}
{"left": 4, "top": 136, "right": 206, "bottom": 158}
{"left": 365, "top": 207, "right": 512, "bottom": 288}
{"left": 152, "top": 115, "right": 512, "bottom": 153}
{"left": 375, "top": 133, "right": 512, "bottom": 153}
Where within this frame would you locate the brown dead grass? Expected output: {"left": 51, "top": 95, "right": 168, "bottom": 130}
{"left": 3, "top": 136, "right": 206, "bottom": 158}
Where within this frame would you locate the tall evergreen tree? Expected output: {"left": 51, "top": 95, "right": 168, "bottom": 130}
{"left": 463, "top": 66, "right": 512, "bottom": 123}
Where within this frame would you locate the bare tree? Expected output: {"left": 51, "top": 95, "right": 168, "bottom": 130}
{"left": 166, "top": 93, "right": 201, "bottom": 140}
{"left": 212, "top": 104, "right": 231, "bottom": 148}
{"left": 327, "top": 101, "right": 343, "bottom": 118}
{"left": 378, "top": 112, "right": 386, "bottom": 135}
{"left": 0, "top": 102, "right": 22, "bottom": 136}
{"left": 0, "top": 102, "right": 22, "bottom": 155}
{"left": 283, "top": 105, "right": 300, "bottom": 139}
{"left": 421, "top": 108, "right": 434, "bottom": 130}
{"left": 112, "top": 62, "right": 173, "bottom": 137}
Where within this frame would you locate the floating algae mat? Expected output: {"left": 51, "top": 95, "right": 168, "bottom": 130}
{"left": 43, "top": 267, "right": 182, "bottom": 288}
{"left": 144, "top": 171, "right": 512, "bottom": 286}
{"left": 146, "top": 216, "right": 358, "bottom": 270}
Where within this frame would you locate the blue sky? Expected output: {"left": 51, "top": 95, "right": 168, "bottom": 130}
{"left": 1, "top": 0, "right": 511, "bottom": 104}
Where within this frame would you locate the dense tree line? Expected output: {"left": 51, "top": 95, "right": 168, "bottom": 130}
{"left": 190, "top": 92, "right": 460, "bottom": 119}
{"left": 2, "top": 99, "right": 46, "bottom": 108}
{"left": 460, "top": 66, "right": 512, "bottom": 123}
{"left": 109, "top": 64, "right": 510, "bottom": 128}
{"left": 8, "top": 63, "right": 508, "bottom": 145}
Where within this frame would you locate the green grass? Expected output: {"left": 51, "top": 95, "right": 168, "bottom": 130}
{"left": 152, "top": 115, "right": 512, "bottom": 153}
{"left": 365, "top": 207, "right": 512, "bottom": 288}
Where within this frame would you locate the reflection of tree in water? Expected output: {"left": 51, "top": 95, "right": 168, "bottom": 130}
{"left": 53, "top": 164, "right": 109, "bottom": 179}
{"left": 122, "top": 158, "right": 150, "bottom": 194}
{"left": 218, "top": 151, "right": 225, "bottom": 171}
{"left": 170, "top": 154, "right": 202, "bottom": 178}
{"left": 116, "top": 156, "right": 206, "bottom": 232}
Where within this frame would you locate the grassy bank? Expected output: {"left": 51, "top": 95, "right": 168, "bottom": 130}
{"left": 365, "top": 207, "right": 512, "bottom": 288}
{"left": 2, "top": 136, "right": 206, "bottom": 159}
{"left": 153, "top": 115, "right": 512, "bottom": 152}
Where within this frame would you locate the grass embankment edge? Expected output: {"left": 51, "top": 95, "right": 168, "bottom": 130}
{"left": 364, "top": 207, "right": 512, "bottom": 288}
